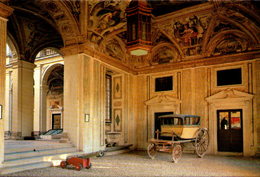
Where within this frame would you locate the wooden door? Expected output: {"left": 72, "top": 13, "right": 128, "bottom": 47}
{"left": 217, "top": 110, "right": 243, "bottom": 152}
{"left": 52, "top": 113, "right": 61, "bottom": 129}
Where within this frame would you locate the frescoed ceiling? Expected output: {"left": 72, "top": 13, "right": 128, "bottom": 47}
{"left": 2, "top": 0, "right": 260, "bottom": 70}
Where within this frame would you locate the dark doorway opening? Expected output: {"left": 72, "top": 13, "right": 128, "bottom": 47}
{"left": 154, "top": 112, "right": 173, "bottom": 138}
{"left": 52, "top": 113, "right": 61, "bottom": 129}
{"left": 217, "top": 109, "right": 243, "bottom": 152}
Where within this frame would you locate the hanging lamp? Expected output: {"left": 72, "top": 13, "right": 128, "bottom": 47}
{"left": 126, "top": 0, "right": 152, "bottom": 56}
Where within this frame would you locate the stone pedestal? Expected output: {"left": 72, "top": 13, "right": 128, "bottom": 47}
{"left": 0, "top": 2, "right": 13, "bottom": 167}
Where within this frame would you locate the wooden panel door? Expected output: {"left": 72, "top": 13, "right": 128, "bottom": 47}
{"left": 217, "top": 110, "right": 243, "bottom": 152}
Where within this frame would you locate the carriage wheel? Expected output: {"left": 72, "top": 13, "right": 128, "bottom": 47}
{"left": 172, "top": 144, "right": 182, "bottom": 163}
{"left": 147, "top": 143, "right": 157, "bottom": 159}
{"left": 60, "top": 161, "right": 67, "bottom": 168}
{"left": 86, "top": 163, "right": 92, "bottom": 169}
{"left": 195, "top": 128, "right": 209, "bottom": 158}
{"left": 75, "top": 164, "right": 82, "bottom": 171}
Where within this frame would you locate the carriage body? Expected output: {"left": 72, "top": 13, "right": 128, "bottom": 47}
{"left": 159, "top": 114, "right": 200, "bottom": 139}
{"left": 148, "top": 114, "right": 209, "bottom": 163}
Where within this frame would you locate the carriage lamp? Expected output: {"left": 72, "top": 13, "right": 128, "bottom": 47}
{"left": 126, "top": 0, "right": 152, "bottom": 56}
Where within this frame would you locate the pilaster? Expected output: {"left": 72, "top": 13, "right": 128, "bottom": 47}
{"left": 0, "top": 2, "right": 13, "bottom": 167}
{"left": 33, "top": 65, "right": 43, "bottom": 136}
{"left": 63, "top": 47, "right": 105, "bottom": 153}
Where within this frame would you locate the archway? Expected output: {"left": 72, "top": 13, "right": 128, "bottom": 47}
{"left": 34, "top": 48, "right": 64, "bottom": 135}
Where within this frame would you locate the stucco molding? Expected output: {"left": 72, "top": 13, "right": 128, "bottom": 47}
{"left": 145, "top": 94, "right": 181, "bottom": 106}
{"left": 205, "top": 88, "right": 253, "bottom": 104}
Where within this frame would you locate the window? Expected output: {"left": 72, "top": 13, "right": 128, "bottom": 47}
{"left": 217, "top": 68, "right": 242, "bottom": 86}
{"left": 155, "top": 76, "right": 173, "bottom": 92}
{"left": 105, "top": 74, "right": 112, "bottom": 123}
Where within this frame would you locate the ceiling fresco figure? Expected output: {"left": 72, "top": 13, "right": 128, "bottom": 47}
{"left": 88, "top": 0, "right": 129, "bottom": 43}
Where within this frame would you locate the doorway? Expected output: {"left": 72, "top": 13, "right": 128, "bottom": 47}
{"left": 154, "top": 112, "right": 173, "bottom": 138}
{"left": 217, "top": 109, "right": 243, "bottom": 152}
{"left": 52, "top": 113, "right": 61, "bottom": 129}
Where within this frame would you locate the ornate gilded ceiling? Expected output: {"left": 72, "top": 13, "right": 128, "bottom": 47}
{"left": 2, "top": 0, "right": 260, "bottom": 72}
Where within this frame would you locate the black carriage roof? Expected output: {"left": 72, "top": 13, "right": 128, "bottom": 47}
{"left": 158, "top": 114, "right": 200, "bottom": 119}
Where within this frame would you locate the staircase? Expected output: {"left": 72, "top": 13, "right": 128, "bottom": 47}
{"left": 0, "top": 139, "right": 84, "bottom": 175}
{"left": 256, "top": 146, "right": 260, "bottom": 157}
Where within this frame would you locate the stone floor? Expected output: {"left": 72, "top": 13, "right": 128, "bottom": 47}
{"left": 4, "top": 151, "right": 260, "bottom": 176}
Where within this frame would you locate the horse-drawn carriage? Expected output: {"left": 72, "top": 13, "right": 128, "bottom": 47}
{"left": 147, "top": 114, "right": 209, "bottom": 163}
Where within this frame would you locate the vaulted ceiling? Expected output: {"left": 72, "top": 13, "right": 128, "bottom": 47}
{"left": 3, "top": 0, "right": 260, "bottom": 70}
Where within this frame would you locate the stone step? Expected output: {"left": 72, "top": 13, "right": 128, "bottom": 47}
{"left": 5, "top": 143, "right": 73, "bottom": 153}
{"left": 255, "top": 146, "right": 260, "bottom": 157}
{"left": 1, "top": 161, "right": 52, "bottom": 175}
{"left": 5, "top": 147, "right": 77, "bottom": 161}
{"left": 3, "top": 151, "right": 86, "bottom": 168}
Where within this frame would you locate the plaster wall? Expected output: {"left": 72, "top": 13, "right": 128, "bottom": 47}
{"left": 254, "top": 59, "right": 260, "bottom": 152}
{"left": 135, "top": 59, "right": 258, "bottom": 156}
{"left": 0, "top": 16, "right": 7, "bottom": 167}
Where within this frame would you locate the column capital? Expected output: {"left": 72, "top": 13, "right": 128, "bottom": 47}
{"left": 60, "top": 43, "right": 85, "bottom": 56}
{"left": 11, "top": 60, "right": 36, "bottom": 70}
{"left": 0, "top": 2, "right": 13, "bottom": 19}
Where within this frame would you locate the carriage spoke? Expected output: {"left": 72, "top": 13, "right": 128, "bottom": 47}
{"left": 172, "top": 144, "right": 182, "bottom": 163}
{"left": 195, "top": 128, "right": 209, "bottom": 158}
{"left": 147, "top": 143, "right": 157, "bottom": 159}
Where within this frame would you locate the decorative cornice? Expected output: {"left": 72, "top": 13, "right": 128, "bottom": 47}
{"left": 0, "top": 3, "right": 13, "bottom": 19}
{"left": 61, "top": 43, "right": 137, "bottom": 75}
{"left": 145, "top": 94, "right": 181, "bottom": 105}
{"left": 205, "top": 88, "right": 253, "bottom": 103}
{"left": 136, "top": 50, "right": 260, "bottom": 74}
{"left": 11, "top": 60, "right": 36, "bottom": 70}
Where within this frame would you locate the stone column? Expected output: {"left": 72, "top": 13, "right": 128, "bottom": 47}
{"left": 40, "top": 84, "right": 48, "bottom": 132}
{"left": 33, "top": 64, "right": 43, "bottom": 136}
{"left": 33, "top": 64, "right": 48, "bottom": 134}
{"left": 0, "top": 2, "right": 13, "bottom": 167}
{"left": 62, "top": 47, "right": 105, "bottom": 153}
{"left": 4, "top": 69, "right": 12, "bottom": 138}
{"left": 11, "top": 60, "right": 35, "bottom": 138}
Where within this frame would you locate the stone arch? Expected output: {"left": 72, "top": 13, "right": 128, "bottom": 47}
{"left": 217, "top": 14, "right": 259, "bottom": 44}
{"left": 100, "top": 34, "right": 127, "bottom": 61}
{"left": 6, "top": 33, "right": 19, "bottom": 61}
{"left": 38, "top": 0, "right": 81, "bottom": 46}
{"left": 33, "top": 44, "right": 64, "bottom": 58}
{"left": 202, "top": 13, "right": 258, "bottom": 55}
{"left": 205, "top": 30, "right": 251, "bottom": 57}
{"left": 224, "top": 3, "right": 260, "bottom": 28}
{"left": 42, "top": 63, "right": 64, "bottom": 86}
{"left": 151, "top": 43, "right": 180, "bottom": 65}
{"left": 157, "top": 29, "right": 184, "bottom": 58}
{"left": 40, "top": 63, "right": 64, "bottom": 132}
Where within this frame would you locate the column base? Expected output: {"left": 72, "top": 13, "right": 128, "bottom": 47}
{"left": 4, "top": 131, "right": 22, "bottom": 140}
{"left": 32, "top": 131, "right": 41, "bottom": 136}
{"left": 4, "top": 131, "right": 11, "bottom": 139}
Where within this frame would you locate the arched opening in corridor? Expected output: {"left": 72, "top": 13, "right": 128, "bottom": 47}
{"left": 34, "top": 48, "right": 64, "bottom": 135}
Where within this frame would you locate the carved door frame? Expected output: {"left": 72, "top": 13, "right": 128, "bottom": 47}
{"left": 206, "top": 89, "right": 253, "bottom": 156}
{"left": 145, "top": 94, "right": 181, "bottom": 141}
